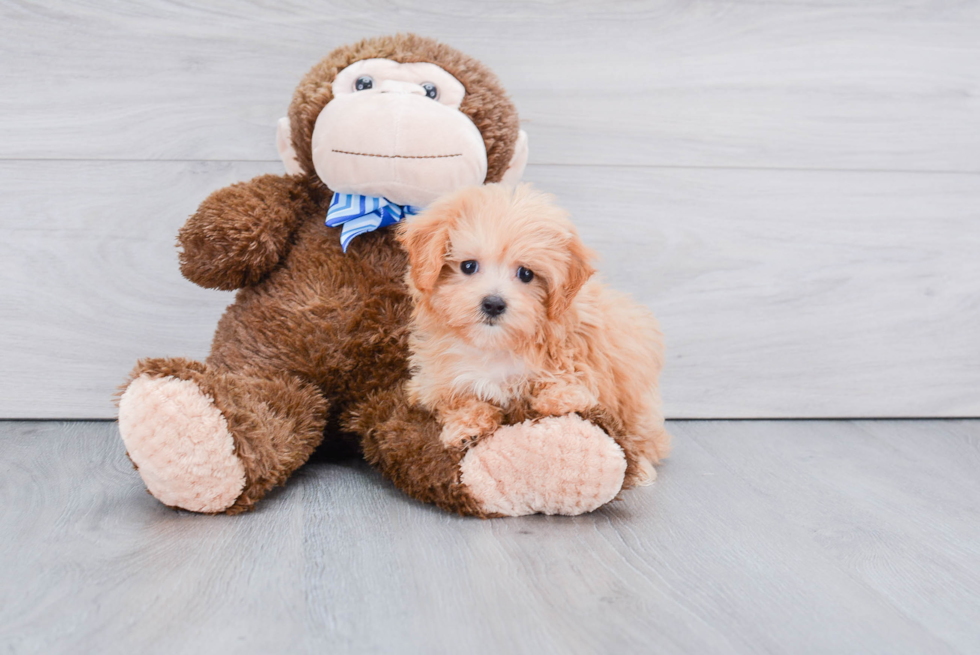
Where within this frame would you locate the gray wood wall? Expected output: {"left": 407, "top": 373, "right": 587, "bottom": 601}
{"left": 1, "top": 1, "right": 978, "bottom": 419}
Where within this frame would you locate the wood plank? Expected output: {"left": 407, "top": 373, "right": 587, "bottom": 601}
{"left": 681, "top": 419, "right": 980, "bottom": 654}
{"left": 2, "top": 160, "right": 978, "bottom": 419}
{"left": 2, "top": 420, "right": 978, "bottom": 653}
{"left": 1, "top": 1, "right": 978, "bottom": 172}
{"left": 541, "top": 165, "right": 980, "bottom": 418}
{"left": 0, "top": 161, "right": 242, "bottom": 419}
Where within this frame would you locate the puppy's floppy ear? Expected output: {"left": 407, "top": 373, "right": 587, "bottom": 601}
{"left": 547, "top": 232, "right": 596, "bottom": 319}
{"left": 396, "top": 200, "right": 457, "bottom": 293}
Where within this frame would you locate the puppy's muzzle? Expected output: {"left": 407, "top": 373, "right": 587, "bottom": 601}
{"left": 480, "top": 295, "right": 507, "bottom": 319}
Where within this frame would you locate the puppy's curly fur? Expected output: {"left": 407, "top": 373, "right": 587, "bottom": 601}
{"left": 399, "top": 184, "right": 671, "bottom": 482}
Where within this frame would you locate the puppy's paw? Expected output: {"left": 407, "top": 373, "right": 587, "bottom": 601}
{"left": 439, "top": 402, "right": 502, "bottom": 449}
{"left": 531, "top": 383, "right": 598, "bottom": 418}
{"left": 636, "top": 457, "right": 658, "bottom": 486}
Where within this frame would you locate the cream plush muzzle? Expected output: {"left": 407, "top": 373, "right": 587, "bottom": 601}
{"left": 310, "top": 59, "right": 488, "bottom": 208}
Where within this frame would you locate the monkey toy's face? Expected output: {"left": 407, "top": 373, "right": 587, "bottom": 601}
{"left": 279, "top": 54, "right": 528, "bottom": 209}
{"left": 313, "top": 59, "right": 487, "bottom": 207}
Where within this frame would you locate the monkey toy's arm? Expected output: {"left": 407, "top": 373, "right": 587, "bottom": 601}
{"left": 178, "top": 174, "right": 324, "bottom": 290}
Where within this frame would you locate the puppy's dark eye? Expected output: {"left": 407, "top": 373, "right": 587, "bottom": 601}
{"left": 421, "top": 82, "right": 438, "bottom": 99}
{"left": 461, "top": 260, "right": 479, "bottom": 275}
{"left": 354, "top": 76, "right": 374, "bottom": 91}
{"left": 517, "top": 266, "right": 534, "bottom": 283}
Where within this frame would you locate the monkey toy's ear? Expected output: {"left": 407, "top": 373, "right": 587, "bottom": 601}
{"left": 276, "top": 117, "right": 303, "bottom": 176}
{"left": 499, "top": 130, "right": 529, "bottom": 185}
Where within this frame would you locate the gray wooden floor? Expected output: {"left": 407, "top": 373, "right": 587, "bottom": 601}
{"left": 2, "top": 419, "right": 978, "bottom": 654}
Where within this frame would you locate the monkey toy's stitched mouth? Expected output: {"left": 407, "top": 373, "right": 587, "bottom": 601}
{"left": 331, "top": 149, "right": 463, "bottom": 160}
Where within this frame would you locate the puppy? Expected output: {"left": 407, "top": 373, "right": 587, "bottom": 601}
{"left": 398, "top": 183, "right": 671, "bottom": 481}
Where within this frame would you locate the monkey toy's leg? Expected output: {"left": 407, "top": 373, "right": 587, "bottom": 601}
{"left": 120, "top": 361, "right": 646, "bottom": 517}
{"left": 352, "top": 387, "right": 635, "bottom": 517}
{"left": 118, "top": 357, "right": 328, "bottom": 514}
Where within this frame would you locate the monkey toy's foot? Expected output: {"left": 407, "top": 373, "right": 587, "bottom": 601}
{"left": 459, "top": 414, "right": 627, "bottom": 516}
{"left": 118, "top": 358, "right": 328, "bottom": 514}
{"left": 118, "top": 370, "right": 246, "bottom": 513}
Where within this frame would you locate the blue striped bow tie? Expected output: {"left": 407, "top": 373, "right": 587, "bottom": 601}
{"left": 325, "top": 193, "right": 422, "bottom": 252}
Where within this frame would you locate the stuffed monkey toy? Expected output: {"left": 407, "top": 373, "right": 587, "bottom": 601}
{"left": 118, "top": 34, "right": 648, "bottom": 517}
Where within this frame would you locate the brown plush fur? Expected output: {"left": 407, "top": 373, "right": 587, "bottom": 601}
{"left": 121, "top": 34, "right": 647, "bottom": 514}
{"left": 178, "top": 175, "right": 327, "bottom": 290}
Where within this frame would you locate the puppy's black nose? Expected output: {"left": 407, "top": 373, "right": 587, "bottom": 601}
{"left": 481, "top": 295, "right": 507, "bottom": 318}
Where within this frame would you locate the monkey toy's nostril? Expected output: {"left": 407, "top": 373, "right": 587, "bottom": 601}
{"left": 481, "top": 295, "right": 507, "bottom": 318}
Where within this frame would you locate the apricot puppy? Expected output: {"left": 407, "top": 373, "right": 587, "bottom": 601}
{"left": 398, "top": 184, "right": 671, "bottom": 481}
